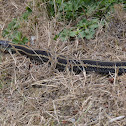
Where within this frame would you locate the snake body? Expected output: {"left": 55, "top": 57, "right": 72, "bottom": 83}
{"left": 1, "top": 40, "right": 126, "bottom": 74}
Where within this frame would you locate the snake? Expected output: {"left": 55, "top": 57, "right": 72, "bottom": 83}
{"left": 1, "top": 40, "right": 126, "bottom": 74}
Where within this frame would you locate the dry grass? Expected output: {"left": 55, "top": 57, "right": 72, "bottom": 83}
{"left": 0, "top": 0, "right": 126, "bottom": 125}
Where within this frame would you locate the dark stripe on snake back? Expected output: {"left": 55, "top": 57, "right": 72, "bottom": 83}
{"left": 1, "top": 40, "right": 126, "bottom": 74}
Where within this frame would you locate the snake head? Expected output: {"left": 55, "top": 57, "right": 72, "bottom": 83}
{"left": 0, "top": 40, "right": 12, "bottom": 52}
{"left": 0, "top": 40, "right": 10, "bottom": 47}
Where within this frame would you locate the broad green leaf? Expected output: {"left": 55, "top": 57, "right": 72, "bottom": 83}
{"left": 85, "top": 34, "right": 93, "bottom": 39}
{"left": 69, "top": 31, "right": 76, "bottom": 37}
{"left": 79, "top": 31, "right": 86, "bottom": 38}
{"left": 89, "top": 24, "right": 99, "bottom": 29}
{"left": 84, "top": 29, "right": 90, "bottom": 34}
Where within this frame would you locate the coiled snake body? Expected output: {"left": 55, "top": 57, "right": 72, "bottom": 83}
{"left": 1, "top": 40, "right": 126, "bottom": 74}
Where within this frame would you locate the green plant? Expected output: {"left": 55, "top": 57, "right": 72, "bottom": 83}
{"left": 77, "top": 18, "right": 100, "bottom": 39}
{"left": 56, "top": 18, "right": 104, "bottom": 41}
{"left": 12, "top": 31, "right": 28, "bottom": 45}
{"left": 2, "top": 7, "right": 32, "bottom": 44}
{"left": 22, "top": 6, "right": 32, "bottom": 20}
{"left": 47, "top": 0, "right": 125, "bottom": 41}
{"left": 48, "top": 0, "right": 88, "bottom": 20}
{"left": 47, "top": 0, "right": 125, "bottom": 20}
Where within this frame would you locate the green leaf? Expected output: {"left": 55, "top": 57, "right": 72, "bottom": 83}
{"left": 57, "top": 0, "right": 62, "bottom": 4}
{"left": 85, "top": 34, "right": 93, "bottom": 39}
{"left": 79, "top": 31, "right": 86, "bottom": 38}
{"left": 53, "top": 35, "right": 59, "bottom": 40}
{"left": 22, "top": 37, "right": 28, "bottom": 43}
{"left": 26, "top": 6, "right": 32, "bottom": 13}
{"left": 84, "top": 29, "right": 90, "bottom": 34}
{"left": 7, "top": 18, "right": 20, "bottom": 30}
{"left": 91, "top": 18, "right": 99, "bottom": 23}
{"left": 8, "top": 22, "right": 15, "bottom": 30}
{"left": 12, "top": 38, "right": 20, "bottom": 44}
{"left": 22, "top": 7, "right": 32, "bottom": 20}
{"left": 60, "top": 35, "right": 68, "bottom": 41}
{"left": 22, "top": 12, "right": 30, "bottom": 20}
{"left": 2, "top": 29, "right": 10, "bottom": 37}
{"left": 77, "top": 19, "right": 87, "bottom": 27}
{"left": 69, "top": 31, "right": 76, "bottom": 37}
{"left": 15, "top": 32, "right": 22, "bottom": 41}
{"left": 89, "top": 24, "right": 99, "bottom": 29}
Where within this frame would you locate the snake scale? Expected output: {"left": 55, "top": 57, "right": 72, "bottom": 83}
{"left": 1, "top": 40, "right": 126, "bottom": 74}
